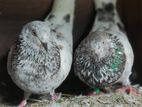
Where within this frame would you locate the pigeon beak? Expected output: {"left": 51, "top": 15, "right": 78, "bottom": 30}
{"left": 41, "top": 42, "right": 48, "bottom": 51}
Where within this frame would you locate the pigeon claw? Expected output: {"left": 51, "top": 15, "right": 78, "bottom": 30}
{"left": 116, "top": 85, "right": 142, "bottom": 96}
{"left": 17, "top": 99, "right": 27, "bottom": 107}
{"left": 51, "top": 93, "right": 61, "bottom": 101}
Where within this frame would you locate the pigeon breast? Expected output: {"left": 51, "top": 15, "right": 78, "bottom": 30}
{"left": 74, "top": 31, "right": 126, "bottom": 87}
{"left": 7, "top": 21, "right": 62, "bottom": 94}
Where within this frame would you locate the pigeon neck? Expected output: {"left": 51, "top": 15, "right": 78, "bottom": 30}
{"left": 45, "top": 0, "right": 75, "bottom": 24}
{"left": 92, "top": 0, "right": 123, "bottom": 32}
{"left": 94, "top": 0, "right": 117, "bottom": 10}
{"left": 94, "top": 0, "right": 117, "bottom": 23}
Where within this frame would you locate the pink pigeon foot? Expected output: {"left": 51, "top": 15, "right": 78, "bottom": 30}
{"left": 17, "top": 92, "right": 31, "bottom": 107}
{"left": 17, "top": 99, "right": 27, "bottom": 107}
{"left": 51, "top": 93, "right": 61, "bottom": 101}
{"left": 116, "top": 85, "right": 142, "bottom": 96}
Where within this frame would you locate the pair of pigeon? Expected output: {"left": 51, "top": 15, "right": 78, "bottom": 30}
{"left": 7, "top": 0, "right": 134, "bottom": 106}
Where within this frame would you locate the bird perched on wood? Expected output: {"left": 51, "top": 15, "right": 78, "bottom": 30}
{"left": 7, "top": 0, "right": 75, "bottom": 106}
{"left": 74, "top": 0, "right": 135, "bottom": 95}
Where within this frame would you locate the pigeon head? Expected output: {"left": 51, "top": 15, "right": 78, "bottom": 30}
{"left": 21, "top": 21, "right": 51, "bottom": 43}
{"left": 21, "top": 21, "right": 51, "bottom": 50}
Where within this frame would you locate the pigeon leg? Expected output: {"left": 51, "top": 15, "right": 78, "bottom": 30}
{"left": 115, "top": 68, "right": 141, "bottom": 95}
{"left": 18, "top": 92, "right": 31, "bottom": 107}
{"left": 86, "top": 87, "right": 102, "bottom": 96}
{"left": 50, "top": 91, "right": 61, "bottom": 101}
{"left": 86, "top": 92, "right": 99, "bottom": 96}
{"left": 116, "top": 85, "right": 141, "bottom": 95}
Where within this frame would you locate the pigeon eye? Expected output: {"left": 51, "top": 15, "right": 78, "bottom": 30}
{"left": 31, "top": 29, "right": 37, "bottom": 36}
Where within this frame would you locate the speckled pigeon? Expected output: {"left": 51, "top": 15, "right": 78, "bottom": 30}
{"left": 74, "top": 0, "right": 134, "bottom": 94}
{"left": 7, "top": 0, "right": 75, "bottom": 106}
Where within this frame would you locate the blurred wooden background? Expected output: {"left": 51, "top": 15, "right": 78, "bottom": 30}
{"left": 0, "top": 0, "right": 141, "bottom": 102}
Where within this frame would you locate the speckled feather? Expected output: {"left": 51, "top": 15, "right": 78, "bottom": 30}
{"left": 7, "top": 21, "right": 68, "bottom": 94}
{"left": 74, "top": 31, "right": 126, "bottom": 87}
{"left": 74, "top": 0, "right": 134, "bottom": 89}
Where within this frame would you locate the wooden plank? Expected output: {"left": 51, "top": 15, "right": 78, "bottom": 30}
{"left": 140, "top": 0, "right": 142, "bottom": 31}
{"left": 73, "top": 0, "right": 94, "bottom": 49}
{"left": 0, "top": 0, "right": 52, "bottom": 20}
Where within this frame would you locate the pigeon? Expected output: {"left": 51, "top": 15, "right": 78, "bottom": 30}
{"left": 7, "top": 0, "right": 75, "bottom": 106}
{"left": 74, "top": 0, "right": 134, "bottom": 94}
